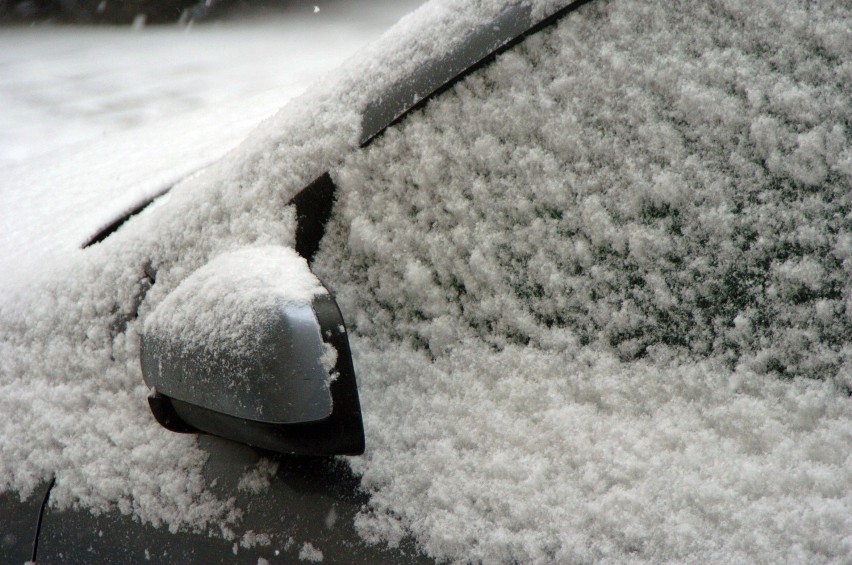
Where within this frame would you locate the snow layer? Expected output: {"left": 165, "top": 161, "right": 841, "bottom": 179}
{"left": 298, "top": 541, "right": 324, "bottom": 562}
{"left": 0, "top": 0, "right": 850, "bottom": 562}
{"left": 0, "top": 0, "right": 526, "bottom": 538}
{"left": 145, "top": 245, "right": 325, "bottom": 354}
{"left": 0, "top": 0, "right": 424, "bottom": 291}
{"left": 313, "top": 0, "right": 852, "bottom": 561}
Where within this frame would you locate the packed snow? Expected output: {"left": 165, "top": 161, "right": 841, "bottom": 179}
{"left": 0, "top": 0, "right": 850, "bottom": 563}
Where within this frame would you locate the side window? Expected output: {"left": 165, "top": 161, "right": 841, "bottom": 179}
{"left": 319, "top": 1, "right": 848, "bottom": 376}
{"left": 310, "top": 1, "right": 849, "bottom": 562}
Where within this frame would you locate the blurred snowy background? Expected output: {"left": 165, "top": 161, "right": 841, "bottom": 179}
{"left": 0, "top": 0, "right": 423, "bottom": 286}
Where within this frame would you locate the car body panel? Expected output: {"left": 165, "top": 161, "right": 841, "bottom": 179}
{"left": 37, "top": 436, "right": 433, "bottom": 564}
{"left": 0, "top": 480, "right": 51, "bottom": 563}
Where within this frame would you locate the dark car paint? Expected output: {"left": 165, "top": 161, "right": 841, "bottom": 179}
{"left": 36, "top": 436, "right": 432, "bottom": 564}
{"left": 0, "top": 480, "right": 53, "bottom": 563}
{"left": 7, "top": 1, "right": 592, "bottom": 561}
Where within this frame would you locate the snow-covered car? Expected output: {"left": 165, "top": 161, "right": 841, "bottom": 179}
{"left": 1, "top": 0, "right": 850, "bottom": 563}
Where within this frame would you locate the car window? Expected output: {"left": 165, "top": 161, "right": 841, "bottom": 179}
{"left": 312, "top": 0, "right": 851, "bottom": 561}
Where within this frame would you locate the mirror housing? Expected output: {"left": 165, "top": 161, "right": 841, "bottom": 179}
{"left": 140, "top": 247, "right": 364, "bottom": 456}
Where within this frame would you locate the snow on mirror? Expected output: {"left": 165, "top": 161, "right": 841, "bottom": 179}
{"left": 140, "top": 246, "right": 364, "bottom": 456}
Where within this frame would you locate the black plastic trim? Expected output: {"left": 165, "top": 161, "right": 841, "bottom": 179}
{"left": 291, "top": 172, "right": 337, "bottom": 263}
{"left": 31, "top": 476, "right": 55, "bottom": 563}
{"left": 148, "top": 390, "right": 199, "bottom": 433}
{"left": 82, "top": 187, "right": 170, "bottom": 248}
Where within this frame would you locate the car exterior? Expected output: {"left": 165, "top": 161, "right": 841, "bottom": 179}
{"left": 1, "top": 0, "right": 850, "bottom": 563}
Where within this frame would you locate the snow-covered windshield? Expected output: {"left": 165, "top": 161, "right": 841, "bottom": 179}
{"left": 317, "top": 2, "right": 851, "bottom": 560}
{"left": 0, "top": 0, "right": 850, "bottom": 563}
{"left": 0, "top": 0, "right": 424, "bottom": 289}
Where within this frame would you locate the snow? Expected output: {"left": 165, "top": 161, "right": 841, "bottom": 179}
{"left": 0, "top": 0, "right": 850, "bottom": 563}
{"left": 324, "top": 507, "right": 337, "bottom": 529}
{"left": 298, "top": 541, "right": 324, "bottom": 562}
{"left": 0, "top": 0, "right": 424, "bottom": 290}
{"left": 144, "top": 245, "right": 325, "bottom": 353}
{"left": 237, "top": 458, "right": 280, "bottom": 495}
{"left": 240, "top": 530, "right": 272, "bottom": 549}
{"left": 0, "top": 0, "right": 424, "bottom": 535}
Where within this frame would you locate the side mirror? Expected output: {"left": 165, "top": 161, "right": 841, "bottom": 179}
{"left": 140, "top": 247, "right": 364, "bottom": 456}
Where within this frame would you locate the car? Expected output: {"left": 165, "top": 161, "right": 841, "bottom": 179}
{"left": 1, "top": 0, "right": 850, "bottom": 563}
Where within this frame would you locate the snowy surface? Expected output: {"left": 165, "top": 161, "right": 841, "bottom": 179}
{"left": 142, "top": 245, "right": 332, "bottom": 422}
{"left": 0, "top": 0, "right": 851, "bottom": 563}
{"left": 145, "top": 245, "right": 325, "bottom": 353}
{"left": 321, "top": 3, "right": 851, "bottom": 560}
{"left": 0, "top": 0, "right": 423, "bottom": 289}
{"left": 298, "top": 541, "right": 324, "bottom": 562}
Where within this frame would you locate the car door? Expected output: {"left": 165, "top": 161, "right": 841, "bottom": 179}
{"left": 25, "top": 2, "right": 592, "bottom": 563}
